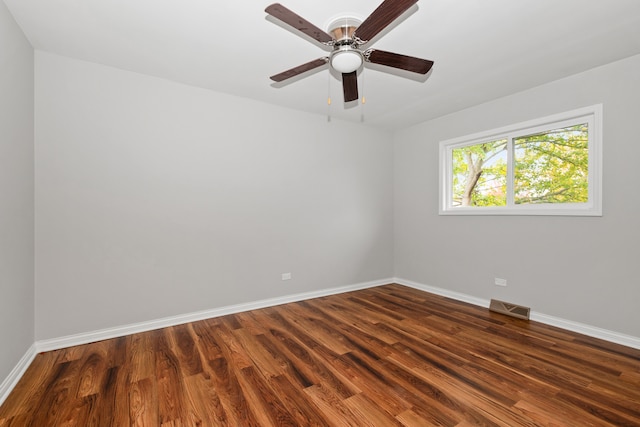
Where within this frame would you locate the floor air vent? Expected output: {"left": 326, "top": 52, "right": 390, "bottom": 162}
{"left": 489, "top": 299, "right": 530, "bottom": 320}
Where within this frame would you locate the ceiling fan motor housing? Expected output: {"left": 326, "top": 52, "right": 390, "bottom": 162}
{"left": 327, "top": 17, "right": 363, "bottom": 73}
{"left": 327, "top": 17, "right": 361, "bottom": 42}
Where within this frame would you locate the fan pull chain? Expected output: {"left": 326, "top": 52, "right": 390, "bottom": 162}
{"left": 327, "top": 70, "right": 332, "bottom": 122}
{"left": 360, "top": 70, "right": 366, "bottom": 122}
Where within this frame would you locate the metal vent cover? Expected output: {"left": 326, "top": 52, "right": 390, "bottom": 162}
{"left": 489, "top": 299, "right": 530, "bottom": 320}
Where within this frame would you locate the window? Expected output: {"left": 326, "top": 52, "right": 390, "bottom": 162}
{"left": 440, "top": 105, "right": 602, "bottom": 216}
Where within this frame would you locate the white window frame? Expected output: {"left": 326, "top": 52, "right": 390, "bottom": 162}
{"left": 439, "top": 104, "right": 603, "bottom": 216}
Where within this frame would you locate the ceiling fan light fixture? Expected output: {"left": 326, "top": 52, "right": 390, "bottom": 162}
{"left": 266, "top": 1, "right": 434, "bottom": 103}
{"left": 330, "top": 47, "right": 363, "bottom": 74}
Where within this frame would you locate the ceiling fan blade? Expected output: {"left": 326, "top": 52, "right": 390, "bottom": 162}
{"left": 342, "top": 72, "right": 359, "bottom": 102}
{"left": 265, "top": 3, "right": 333, "bottom": 44}
{"left": 366, "top": 49, "right": 434, "bottom": 74}
{"left": 354, "top": 0, "right": 418, "bottom": 43}
{"left": 270, "top": 58, "right": 329, "bottom": 82}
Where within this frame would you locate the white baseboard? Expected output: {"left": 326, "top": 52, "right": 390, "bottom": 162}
{"left": 395, "top": 278, "right": 492, "bottom": 309}
{"left": 0, "top": 343, "right": 37, "bottom": 407}
{"left": 529, "top": 312, "right": 640, "bottom": 349}
{"left": 5, "top": 276, "right": 637, "bottom": 408}
{"left": 35, "top": 278, "right": 392, "bottom": 353}
{"left": 395, "top": 277, "right": 640, "bottom": 350}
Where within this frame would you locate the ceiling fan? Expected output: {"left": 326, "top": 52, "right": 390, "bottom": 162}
{"left": 265, "top": 0, "right": 434, "bottom": 103}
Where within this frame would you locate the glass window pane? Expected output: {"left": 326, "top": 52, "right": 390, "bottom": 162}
{"left": 514, "top": 124, "right": 588, "bottom": 204}
{"left": 452, "top": 139, "right": 508, "bottom": 207}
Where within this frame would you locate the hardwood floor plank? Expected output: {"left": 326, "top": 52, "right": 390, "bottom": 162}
{"left": 181, "top": 374, "right": 225, "bottom": 426}
{"left": 189, "top": 319, "right": 224, "bottom": 362}
{"left": 154, "top": 331, "right": 187, "bottom": 425}
{"left": 231, "top": 329, "right": 284, "bottom": 379}
{"left": 303, "top": 298, "right": 398, "bottom": 358}
{"left": 0, "top": 350, "right": 60, "bottom": 420}
{"left": 303, "top": 383, "right": 365, "bottom": 426}
{"left": 94, "top": 365, "right": 129, "bottom": 427}
{"left": 1, "top": 284, "right": 638, "bottom": 426}
{"left": 237, "top": 366, "right": 297, "bottom": 426}
{"left": 343, "top": 393, "right": 404, "bottom": 426}
{"left": 331, "top": 352, "right": 412, "bottom": 417}
{"left": 210, "top": 320, "right": 253, "bottom": 370}
{"left": 267, "top": 374, "right": 328, "bottom": 427}
{"left": 234, "top": 311, "right": 271, "bottom": 336}
{"left": 304, "top": 297, "right": 400, "bottom": 346}
{"left": 129, "top": 377, "right": 158, "bottom": 427}
{"left": 252, "top": 330, "right": 315, "bottom": 390}
{"left": 378, "top": 358, "right": 468, "bottom": 426}
{"left": 513, "top": 391, "right": 618, "bottom": 427}
{"left": 75, "top": 351, "right": 108, "bottom": 399}
{"left": 262, "top": 308, "right": 361, "bottom": 399}
{"left": 278, "top": 303, "right": 354, "bottom": 356}
{"left": 126, "top": 331, "right": 156, "bottom": 384}
{"left": 395, "top": 408, "right": 433, "bottom": 427}
{"left": 29, "top": 361, "right": 78, "bottom": 425}
{"left": 205, "top": 357, "right": 260, "bottom": 426}
{"left": 167, "top": 324, "right": 203, "bottom": 378}
{"left": 411, "top": 366, "right": 538, "bottom": 427}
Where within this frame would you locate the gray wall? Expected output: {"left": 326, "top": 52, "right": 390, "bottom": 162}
{"left": 0, "top": 0, "right": 34, "bottom": 382}
{"left": 2, "top": 11, "right": 638, "bottom": 388}
{"left": 394, "top": 54, "right": 640, "bottom": 337}
{"left": 34, "top": 51, "right": 394, "bottom": 340}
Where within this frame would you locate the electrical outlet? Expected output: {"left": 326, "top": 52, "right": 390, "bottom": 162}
{"left": 281, "top": 273, "right": 292, "bottom": 281}
{"left": 494, "top": 278, "right": 507, "bottom": 287}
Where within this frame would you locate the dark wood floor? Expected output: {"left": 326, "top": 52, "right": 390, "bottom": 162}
{"left": 1, "top": 284, "right": 639, "bottom": 426}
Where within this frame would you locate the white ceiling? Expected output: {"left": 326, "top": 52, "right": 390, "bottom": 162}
{"left": 5, "top": 0, "right": 640, "bottom": 130}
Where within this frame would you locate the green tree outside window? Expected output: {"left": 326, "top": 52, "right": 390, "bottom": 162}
{"left": 452, "top": 125, "right": 588, "bottom": 207}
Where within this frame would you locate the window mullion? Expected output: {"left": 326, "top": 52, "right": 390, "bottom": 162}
{"left": 506, "top": 135, "right": 514, "bottom": 207}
